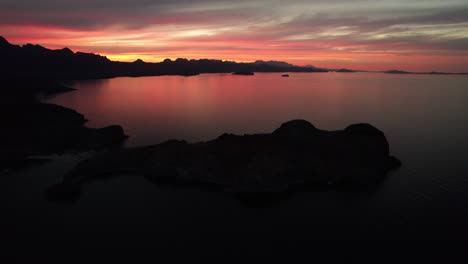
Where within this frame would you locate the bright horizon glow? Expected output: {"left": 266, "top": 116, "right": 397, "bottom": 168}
{"left": 1, "top": 0, "right": 468, "bottom": 72}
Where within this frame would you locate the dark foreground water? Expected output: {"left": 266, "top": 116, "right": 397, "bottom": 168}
{"left": 2, "top": 73, "right": 468, "bottom": 258}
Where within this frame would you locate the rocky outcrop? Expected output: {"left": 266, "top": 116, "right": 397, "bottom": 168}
{"left": 46, "top": 120, "right": 401, "bottom": 204}
{"left": 1, "top": 102, "right": 127, "bottom": 169}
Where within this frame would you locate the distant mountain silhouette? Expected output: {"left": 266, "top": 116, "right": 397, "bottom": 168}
{"left": 133, "top": 58, "right": 145, "bottom": 64}
{"left": 0, "top": 36, "right": 10, "bottom": 47}
{"left": 0, "top": 36, "right": 328, "bottom": 81}
{"left": 383, "top": 69, "right": 468, "bottom": 75}
{"left": 335, "top": 68, "right": 356, "bottom": 73}
{"left": 254, "top": 60, "right": 295, "bottom": 68}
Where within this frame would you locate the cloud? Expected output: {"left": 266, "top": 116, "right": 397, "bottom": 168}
{"left": 1, "top": 0, "right": 468, "bottom": 71}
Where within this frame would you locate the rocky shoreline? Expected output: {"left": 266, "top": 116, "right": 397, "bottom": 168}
{"left": 46, "top": 120, "right": 401, "bottom": 205}
{"left": 0, "top": 80, "right": 127, "bottom": 170}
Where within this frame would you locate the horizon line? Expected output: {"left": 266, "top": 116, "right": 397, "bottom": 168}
{"left": 3, "top": 36, "right": 468, "bottom": 75}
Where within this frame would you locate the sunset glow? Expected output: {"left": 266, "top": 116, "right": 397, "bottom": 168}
{"left": 2, "top": 0, "right": 468, "bottom": 72}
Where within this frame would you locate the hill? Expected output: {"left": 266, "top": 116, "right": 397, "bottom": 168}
{"left": 0, "top": 36, "right": 328, "bottom": 81}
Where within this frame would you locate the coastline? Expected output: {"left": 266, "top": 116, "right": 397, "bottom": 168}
{"left": 45, "top": 120, "right": 401, "bottom": 205}
{"left": 0, "top": 80, "right": 127, "bottom": 170}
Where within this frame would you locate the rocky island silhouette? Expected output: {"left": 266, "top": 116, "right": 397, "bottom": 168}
{"left": 46, "top": 120, "right": 401, "bottom": 205}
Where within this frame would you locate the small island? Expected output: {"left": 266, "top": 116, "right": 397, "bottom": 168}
{"left": 336, "top": 69, "right": 356, "bottom": 73}
{"left": 232, "top": 71, "right": 255, "bottom": 75}
{"left": 384, "top": 70, "right": 411, "bottom": 74}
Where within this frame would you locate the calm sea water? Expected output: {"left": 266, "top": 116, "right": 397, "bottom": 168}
{"left": 3, "top": 73, "right": 468, "bottom": 255}
{"left": 49, "top": 73, "right": 468, "bottom": 149}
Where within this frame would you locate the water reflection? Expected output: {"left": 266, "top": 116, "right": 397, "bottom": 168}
{"left": 2, "top": 72, "right": 466, "bottom": 248}
{"left": 51, "top": 73, "right": 468, "bottom": 149}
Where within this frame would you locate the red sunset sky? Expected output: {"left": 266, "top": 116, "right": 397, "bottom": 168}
{"left": 1, "top": 0, "right": 468, "bottom": 72}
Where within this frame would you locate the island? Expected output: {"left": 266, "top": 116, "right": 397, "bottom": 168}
{"left": 46, "top": 120, "right": 401, "bottom": 205}
{"left": 233, "top": 71, "right": 255, "bottom": 75}
{"left": 335, "top": 69, "right": 356, "bottom": 73}
{"left": 383, "top": 69, "right": 468, "bottom": 75}
{"left": 384, "top": 70, "right": 411, "bottom": 74}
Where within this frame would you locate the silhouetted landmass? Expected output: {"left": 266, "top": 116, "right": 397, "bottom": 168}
{"left": 0, "top": 35, "right": 326, "bottom": 170}
{"left": 282, "top": 74, "right": 290, "bottom": 77}
{"left": 0, "top": 77, "right": 126, "bottom": 170}
{"left": 384, "top": 70, "right": 411, "bottom": 74}
{"left": 46, "top": 120, "right": 401, "bottom": 205}
{"left": 233, "top": 71, "right": 255, "bottom": 75}
{"left": 335, "top": 68, "right": 356, "bottom": 73}
{"left": 254, "top": 60, "right": 295, "bottom": 68}
{"left": 326, "top": 68, "right": 370, "bottom": 73}
{"left": 0, "top": 36, "right": 328, "bottom": 82}
{"left": 182, "top": 72, "right": 200, "bottom": 76}
{"left": 0, "top": 79, "right": 76, "bottom": 104}
{"left": 427, "top": 71, "right": 468, "bottom": 75}
{"left": 384, "top": 69, "right": 468, "bottom": 75}
{"left": 304, "top": 64, "right": 325, "bottom": 71}
{"left": 0, "top": 100, "right": 127, "bottom": 169}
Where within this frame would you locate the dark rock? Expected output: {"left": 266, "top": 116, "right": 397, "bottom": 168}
{"left": 273, "top": 119, "right": 317, "bottom": 138}
{"left": 345, "top": 123, "right": 389, "bottom": 156}
{"left": 389, "top": 156, "right": 402, "bottom": 168}
{"left": 336, "top": 69, "right": 355, "bottom": 73}
{"left": 232, "top": 71, "right": 254, "bottom": 75}
{"left": 47, "top": 120, "right": 401, "bottom": 204}
{"left": 384, "top": 70, "right": 411, "bottom": 74}
{"left": 182, "top": 72, "right": 200, "bottom": 76}
{"left": 78, "top": 125, "right": 127, "bottom": 149}
{"left": 1, "top": 101, "right": 127, "bottom": 170}
{"left": 0, "top": 36, "right": 10, "bottom": 47}
{"left": 336, "top": 69, "right": 356, "bottom": 73}
{"left": 281, "top": 74, "right": 290, "bottom": 77}
{"left": 255, "top": 60, "right": 294, "bottom": 68}
{"left": 55, "top": 47, "right": 74, "bottom": 56}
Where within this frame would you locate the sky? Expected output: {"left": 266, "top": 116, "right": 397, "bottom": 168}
{"left": 1, "top": 0, "right": 468, "bottom": 72}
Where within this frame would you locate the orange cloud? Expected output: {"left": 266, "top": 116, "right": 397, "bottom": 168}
{"left": 2, "top": 0, "right": 468, "bottom": 73}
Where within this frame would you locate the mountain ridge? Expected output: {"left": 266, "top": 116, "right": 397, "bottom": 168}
{"left": 0, "top": 36, "right": 328, "bottom": 81}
